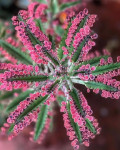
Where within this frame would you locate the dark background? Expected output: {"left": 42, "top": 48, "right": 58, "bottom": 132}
{"left": 0, "top": 0, "right": 120, "bottom": 150}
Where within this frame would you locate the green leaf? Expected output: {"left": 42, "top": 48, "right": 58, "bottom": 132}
{"left": 35, "top": 19, "right": 45, "bottom": 33}
{"left": 7, "top": 124, "right": 14, "bottom": 134}
{"left": 57, "top": 95, "right": 82, "bottom": 142}
{"left": 66, "top": 77, "right": 73, "bottom": 90}
{"left": 69, "top": 15, "right": 88, "bottom": 54}
{"left": 9, "top": 75, "right": 50, "bottom": 82}
{"left": 74, "top": 55, "right": 109, "bottom": 71}
{"left": 48, "top": 35, "right": 55, "bottom": 50}
{"left": 69, "top": 88, "right": 96, "bottom": 134}
{"left": 51, "top": 0, "right": 59, "bottom": 14}
{"left": 57, "top": 23, "right": 71, "bottom": 60}
{"left": 43, "top": 49, "right": 59, "bottom": 65}
{"left": 61, "top": 57, "right": 68, "bottom": 67}
{"left": 60, "top": 0, "right": 81, "bottom": 11}
{"left": 72, "top": 79, "right": 118, "bottom": 91}
{"left": 28, "top": 30, "right": 59, "bottom": 66}
{"left": 66, "top": 102, "right": 82, "bottom": 143}
{"left": 92, "top": 62, "right": 120, "bottom": 75}
{"left": 47, "top": 80, "right": 60, "bottom": 93}
{"left": 34, "top": 105, "right": 48, "bottom": 140}
{"left": 16, "top": 95, "right": 49, "bottom": 123}
{"left": 6, "top": 89, "right": 34, "bottom": 112}
{"left": 0, "top": 89, "right": 21, "bottom": 101}
{"left": 86, "top": 119, "right": 96, "bottom": 134}
{"left": 0, "top": 104, "right": 4, "bottom": 110}
{"left": 72, "top": 38, "right": 86, "bottom": 62}
{"left": 0, "top": 40, "right": 33, "bottom": 65}
{"left": 27, "top": 30, "right": 42, "bottom": 46}
{"left": 0, "top": 28, "right": 6, "bottom": 38}
{"left": 55, "top": 25, "right": 64, "bottom": 37}
{"left": 57, "top": 95, "right": 66, "bottom": 106}
{"left": 69, "top": 88, "right": 84, "bottom": 116}
{"left": 35, "top": 0, "right": 47, "bottom": 3}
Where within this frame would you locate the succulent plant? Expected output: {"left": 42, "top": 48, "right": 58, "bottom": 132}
{"left": 0, "top": 1, "right": 120, "bottom": 150}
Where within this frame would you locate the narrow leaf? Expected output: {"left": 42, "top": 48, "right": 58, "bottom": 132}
{"left": 57, "top": 23, "right": 71, "bottom": 60}
{"left": 72, "top": 79, "right": 118, "bottom": 91}
{"left": 74, "top": 55, "right": 109, "bottom": 71}
{"left": 9, "top": 75, "right": 50, "bottom": 82}
{"left": 6, "top": 89, "right": 34, "bottom": 112}
{"left": 60, "top": 1, "right": 81, "bottom": 11}
{"left": 66, "top": 102, "right": 82, "bottom": 143}
{"left": 35, "top": 19, "right": 45, "bottom": 33}
{"left": 43, "top": 48, "right": 59, "bottom": 65}
{"left": 47, "top": 80, "right": 60, "bottom": 93}
{"left": 0, "top": 89, "right": 21, "bottom": 101}
{"left": 72, "top": 38, "right": 86, "bottom": 62}
{"left": 92, "top": 62, "right": 120, "bottom": 75}
{"left": 0, "top": 40, "right": 33, "bottom": 65}
{"left": 48, "top": 35, "right": 55, "bottom": 50}
{"left": 34, "top": 105, "right": 48, "bottom": 140}
{"left": 69, "top": 88, "right": 84, "bottom": 116}
{"left": 55, "top": 25, "right": 64, "bottom": 37}
{"left": 28, "top": 30, "right": 59, "bottom": 65}
{"left": 36, "top": 0, "right": 47, "bottom": 3}
{"left": 86, "top": 118, "right": 96, "bottom": 134}
{"left": 0, "top": 28, "right": 6, "bottom": 38}
{"left": 51, "top": 0, "right": 59, "bottom": 14}
{"left": 16, "top": 95, "right": 49, "bottom": 123}
{"left": 69, "top": 15, "right": 88, "bottom": 54}
{"left": 7, "top": 124, "right": 14, "bottom": 134}
{"left": 27, "top": 30, "right": 42, "bottom": 46}
{"left": 57, "top": 95, "right": 66, "bottom": 106}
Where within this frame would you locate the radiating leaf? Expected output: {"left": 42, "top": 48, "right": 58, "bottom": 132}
{"left": 61, "top": 57, "right": 68, "bottom": 66}
{"left": 9, "top": 75, "right": 50, "bottom": 82}
{"left": 57, "top": 95, "right": 66, "bottom": 106}
{"left": 6, "top": 89, "right": 34, "bottom": 112}
{"left": 0, "top": 89, "right": 21, "bottom": 101}
{"left": 35, "top": 19, "right": 45, "bottom": 33}
{"left": 34, "top": 105, "right": 48, "bottom": 140}
{"left": 28, "top": 30, "right": 59, "bottom": 65}
{"left": 72, "top": 79, "right": 118, "bottom": 91}
{"left": 72, "top": 38, "right": 86, "bottom": 62}
{"left": 55, "top": 25, "right": 64, "bottom": 37}
{"left": 16, "top": 95, "right": 49, "bottom": 123}
{"left": 57, "top": 23, "right": 71, "bottom": 60}
{"left": 69, "top": 88, "right": 84, "bottom": 115}
{"left": 0, "top": 40, "right": 33, "bottom": 65}
{"left": 74, "top": 55, "right": 109, "bottom": 71}
{"left": 7, "top": 124, "right": 14, "bottom": 134}
{"left": 69, "top": 15, "right": 88, "bottom": 54}
{"left": 92, "top": 62, "right": 120, "bottom": 75}
{"left": 0, "top": 28, "right": 6, "bottom": 38}
{"left": 51, "top": 0, "right": 59, "bottom": 14}
{"left": 44, "top": 49, "right": 59, "bottom": 65}
{"left": 36, "top": 0, "right": 47, "bottom": 3}
{"left": 27, "top": 30, "right": 42, "bottom": 46}
{"left": 86, "top": 118, "right": 96, "bottom": 134}
{"left": 60, "top": 0, "right": 81, "bottom": 11}
{"left": 47, "top": 79, "right": 60, "bottom": 93}
{"left": 48, "top": 35, "right": 55, "bottom": 50}
{"left": 66, "top": 102, "right": 82, "bottom": 143}
{"left": 69, "top": 88, "right": 96, "bottom": 134}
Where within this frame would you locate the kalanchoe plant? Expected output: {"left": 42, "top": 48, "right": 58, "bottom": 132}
{"left": 0, "top": 1, "right": 120, "bottom": 150}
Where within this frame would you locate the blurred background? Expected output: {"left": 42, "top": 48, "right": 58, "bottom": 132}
{"left": 0, "top": 0, "right": 120, "bottom": 150}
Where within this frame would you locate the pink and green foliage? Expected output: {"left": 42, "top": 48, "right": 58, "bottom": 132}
{"left": 0, "top": 1, "right": 120, "bottom": 150}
